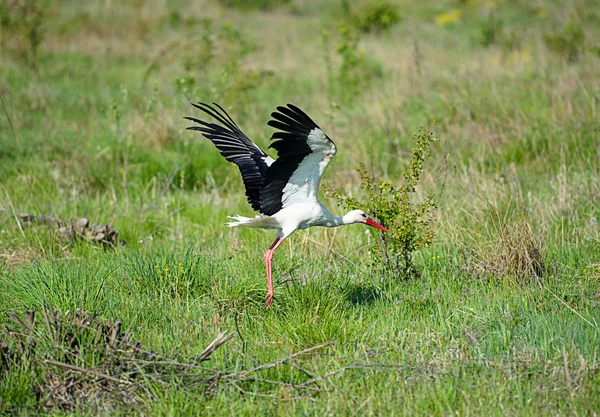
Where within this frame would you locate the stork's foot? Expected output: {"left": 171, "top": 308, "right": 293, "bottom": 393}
{"left": 265, "top": 292, "right": 274, "bottom": 310}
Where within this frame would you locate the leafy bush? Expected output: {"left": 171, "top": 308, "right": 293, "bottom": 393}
{"left": 544, "top": 20, "right": 585, "bottom": 61}
{"left": 350, "top": 1, "right": 402, "bottom": 34}
{"left": 501, "top": 28, "right": 523, "bottom": 53}
{"left": 146, "top": 20, "right": 261, "bottom": 106}
{"left": 480, "top": 13, "right": 503, "bottom": 47}
{"left": 174, "top": 76, "right": 198, "bottom": 96}
{"left": 216, "top": 0, "right": 290, "bottom": 12}
{"left": 329, "top": 125, "right": 439, "bottom": 277}
{"left": 321, "top": 24, "right": 383, "bottom": 103}
{"left": 337, "top": 24, "right": 378, "bottom": 89}
{"left": 0, "top": 0, "right": 49, "bottom": 66}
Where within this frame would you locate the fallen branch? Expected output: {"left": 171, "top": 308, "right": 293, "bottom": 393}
{"left": 198, "top": 331, "right": 235, "bottom": 362}
{"left": 44, "top": 359, "right": 133, "bottom": 386}
{"left": 227, "top": 340, "right": 335, "bottom": 379}
{"left": 2, "top": 305, "right": 343, "bottom": 410}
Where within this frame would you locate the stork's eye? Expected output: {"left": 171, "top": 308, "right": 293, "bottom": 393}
{"left": 361, "top": 213, "right": 367, "bottom": 218}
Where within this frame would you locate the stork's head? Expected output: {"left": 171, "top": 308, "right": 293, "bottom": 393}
{"left": 344, "top": 210, "right": 390, "bottom": 232}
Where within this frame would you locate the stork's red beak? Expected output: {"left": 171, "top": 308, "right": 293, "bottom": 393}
{"left": 365, "top": 217, "right": 390, "bottom": 232}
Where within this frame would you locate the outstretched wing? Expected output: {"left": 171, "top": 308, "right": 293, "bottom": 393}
{"left": 260, "top": 104, "right": 337, "bottom": 216}
{"left": 184, "top": 102, "right": 273, "bottom": 212}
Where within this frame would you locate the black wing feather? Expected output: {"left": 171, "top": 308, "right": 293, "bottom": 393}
{"left": 184, "top": 102, "right": 269, "bottom": 212}
{"left": 260, "top": 104, "right": 322, "bottom": 215}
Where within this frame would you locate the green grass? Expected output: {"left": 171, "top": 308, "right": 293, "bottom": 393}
{"left": 1, "top": 0, "right": 600, "bottom": 415}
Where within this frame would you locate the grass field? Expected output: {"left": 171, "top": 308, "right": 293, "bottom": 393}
{"left": 1, "top": 0, "right": 599, "bottom": 415}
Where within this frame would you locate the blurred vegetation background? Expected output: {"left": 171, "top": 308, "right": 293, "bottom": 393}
{"left": 0, "top": 0, "right": 599, "bottom": 415}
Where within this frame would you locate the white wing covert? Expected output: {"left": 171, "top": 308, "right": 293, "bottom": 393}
{"left": 260, "top": 104, "right": 337, "bottom": 215}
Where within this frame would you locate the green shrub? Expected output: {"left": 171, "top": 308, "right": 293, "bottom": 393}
{"left": 0, "top": 0, "right": 49, "bottom": 66}
{"left": 322, "top": 23, "right": 383, "bottom": 103}
{"left": 216, "top": 0, "right": 290, "bottom": 12}
{"left": 501, "top": 28, "right": 523, "bottom": 53}
{"left": 350, "top": 1, "right": 402, "bottom": 34}
{"left": 480, "top": 13, "right": 503, "bottom": 47}
{"left": 337, "top": 24, "right": 367, "bottom": 87}
{"left": 329, "top": 125, "right": 439, "bottom": 277}
{"left": 146, "top": 20, "right": 261, "bottom": 106}
{"left": 174, "top": 76, "right": 198, "bottom": 97}
{"left": 544, "top": 20, "right": 585, "bottom": 61}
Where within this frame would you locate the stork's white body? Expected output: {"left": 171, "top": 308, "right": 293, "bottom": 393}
{"left": 186, "top": 103, "right": 388, "bottom": 309}
{"left": 228, "top": 201, "right": 340, "bottom": 236}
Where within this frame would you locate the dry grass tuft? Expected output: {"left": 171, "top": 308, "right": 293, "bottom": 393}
{"left": 0, "top": 248, "right": 37, "bottom": 269}
{"left": 495, "top": 217, "right": 545, "bottom": 279}
{"left": 459, "top": 200, "right": 546, "bottom": 281}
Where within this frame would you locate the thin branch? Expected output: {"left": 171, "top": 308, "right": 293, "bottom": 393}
{"left": 197, "top": 331, "right": 235, "bottom": 362}
{"left": 301, "top": 363, "right": 427, "bottom": 386}
{"left": 228, "top": 341, "right": 335, "bottom": 379}
{"left": 0, "top": 92, "right": 45, "bottom": 241}
{"left": 436, "top": 145, "right": 452, "bottom": 204}
{"left": 228, "top": 380, "right": 317, "bottom": 402}
{"left": 141, "top": 158, "right": 187, "bottom": 215}
{"left": 237, "top": 376, "right": 322, "bottom": 392}
{"left": 305, "top": 237, "right": 358, "bottom": 267}
{"left": 542, "top": 284, "right": 600, "bottom": 332}
{"left": 40, "top": 300, "right": 56, "bottom": 342}
{"left": 44, "top": 360, "right": 134, "bottom": 386}
{"left": 120, "top": 358, "right": 220, "bottom": 373}
{"left": 0, "top": 93, "right": 18, "bottom": 146}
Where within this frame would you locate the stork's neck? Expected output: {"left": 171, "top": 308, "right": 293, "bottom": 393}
{"left": 316, "top": 205, "right": 345, "bottom": 227}
{"left": 331, "top": 214, "right": 346, "bottom": 227}
{"left": 322, "top": 209, "right": 353, "bottom": 227}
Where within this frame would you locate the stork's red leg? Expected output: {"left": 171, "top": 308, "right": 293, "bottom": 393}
{"left": 263, "top": 237, "right": 284, "bottom": 310}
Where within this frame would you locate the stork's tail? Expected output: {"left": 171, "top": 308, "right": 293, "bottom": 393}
{"left": 226, "top": 215, "right": 255, "bottom": 227}
{"left": 226, "top": 215, "right": 278, "bottom": 229}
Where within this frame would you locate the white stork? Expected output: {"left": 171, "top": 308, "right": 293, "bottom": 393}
{"left": 185, "top": 102, "right": 389, "bottom": 309}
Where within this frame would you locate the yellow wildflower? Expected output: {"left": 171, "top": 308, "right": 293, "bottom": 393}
{"left": 435, "top": 9, "right": 462, "bottom": 26}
